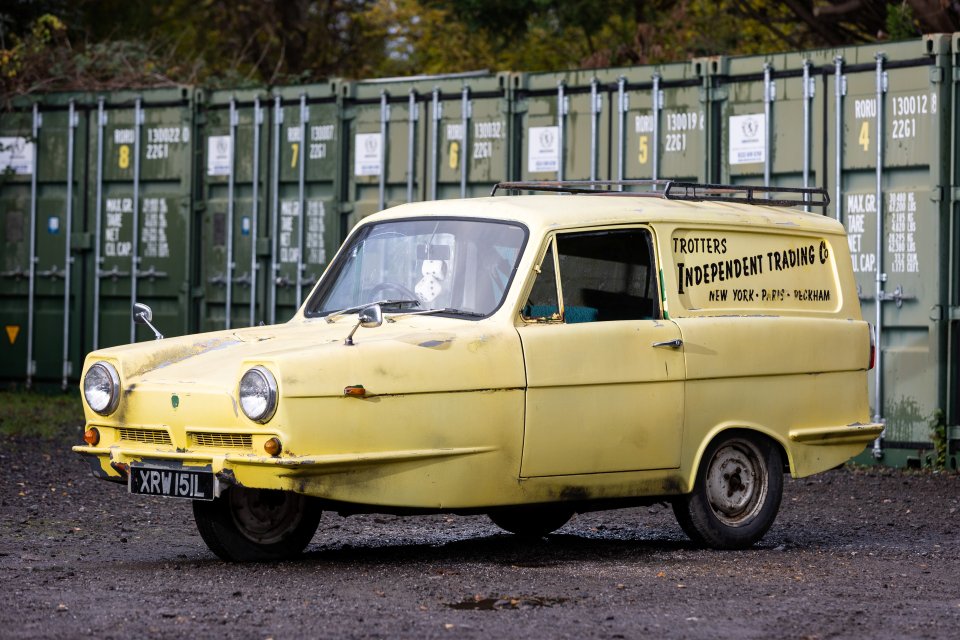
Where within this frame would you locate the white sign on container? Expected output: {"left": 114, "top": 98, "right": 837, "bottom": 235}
{"left": 0, "top": 137, "right": 34, "bottom": 175}
{"left": 207, "top": 135, "right": 232, "bottom": 176}
{"left": 527, "top": 126, "right": 560, "bottom": 173}
{"left": 354, "top": 133, "right": 382, "bottom": 176}
{"left": 728, "top": 114, "right": 766, "bottom": 165}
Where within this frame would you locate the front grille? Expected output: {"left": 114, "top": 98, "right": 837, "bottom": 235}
{"left": 117, "top": 427, "right": 172, "bottom": 445}
{"left": 189, "top": 432, "right": 253, "bottom": 449}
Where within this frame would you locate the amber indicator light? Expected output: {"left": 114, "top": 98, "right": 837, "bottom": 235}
{"left": 264, "top": 437, "right": 282, "bottom": 457}
{"left": 83, "top": 428, "right": 100, "bottom": 446}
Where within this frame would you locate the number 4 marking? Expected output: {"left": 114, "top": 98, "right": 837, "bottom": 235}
{"left": 858, "top": 122, "right": 869, "bottom": 152}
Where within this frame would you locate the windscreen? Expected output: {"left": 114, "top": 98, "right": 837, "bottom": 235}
{"left": 305, "top": 218, "right": 527, "bottom": 319}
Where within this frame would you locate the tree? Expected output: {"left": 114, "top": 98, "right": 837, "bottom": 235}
{"left": 2, "top": 0, "right": 958, "bottom": 100}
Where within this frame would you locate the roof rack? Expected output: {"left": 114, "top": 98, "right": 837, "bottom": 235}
{"left": 490, "top": 180, "right": 830, "bottom": 208}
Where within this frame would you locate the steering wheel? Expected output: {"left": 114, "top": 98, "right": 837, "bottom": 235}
{"left": 370, "top": 281, "right": 419, "bottom": 301}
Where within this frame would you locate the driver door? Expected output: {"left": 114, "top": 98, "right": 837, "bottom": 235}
{"left": 517, "top": 227, "right": 685, "bottom": 477}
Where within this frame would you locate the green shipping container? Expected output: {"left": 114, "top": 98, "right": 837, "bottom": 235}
{"left": 1, "top": 93, "right": 90, "bottom": 388}
{"left": 713, "top": 35, "right": 955, "bottom": 465}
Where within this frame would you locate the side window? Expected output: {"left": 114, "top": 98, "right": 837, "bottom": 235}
{"left": 522, "top": 241, "right": 561, "bottom": 321}
{"left": 523, "top": 228, "right": 660, "bottom": 323}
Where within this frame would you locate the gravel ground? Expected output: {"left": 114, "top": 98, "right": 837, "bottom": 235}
{"left": 1, "top": 429, "right": 959, "bottom": 639}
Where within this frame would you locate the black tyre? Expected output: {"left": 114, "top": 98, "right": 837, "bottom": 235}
{"left": 193, "top": 487, "right": 322, "bottom": 562}
{"left": 672, "top": 432, "right": 783, "bottom": 550}
{"left": 489, "top": 506, "right": 573, "bottom": 538}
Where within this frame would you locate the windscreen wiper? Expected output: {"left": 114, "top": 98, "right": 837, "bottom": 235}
{"left": 387, "top": 307, "right": 487, "bottom": 319}
{"left": 323, "top": 299, "right": 420, "bottom": 323}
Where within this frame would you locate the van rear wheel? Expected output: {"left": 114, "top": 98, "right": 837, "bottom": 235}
{"left": 672, "top": 432, "right": 783, "bottom": 549}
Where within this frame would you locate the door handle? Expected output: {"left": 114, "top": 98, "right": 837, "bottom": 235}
{"left": 652, "top": 338, "right": 683, "bottom": 349}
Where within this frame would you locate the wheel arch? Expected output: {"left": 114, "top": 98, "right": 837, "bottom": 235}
{"left": 684, "top": 423, "right": 791, "bottom": 492}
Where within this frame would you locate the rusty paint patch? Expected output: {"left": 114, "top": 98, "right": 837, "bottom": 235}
{"left": 128, "top": 337, "right": 241, "bottom": 378}
{"left": 467, "top": 335, "right": 491, "bottom": 352}
{"left": 395, "top": 332, "right": 455, "bottom": 349}
{"left": 418, "top": 338, "right": 453, "bottom": 349}
{"left": 559, "top": 486, "right": 590, "bottom": 501}
{"left": 216, "top": 469, "right": 239, "bottom": 487}
{"left": 232, "top": 331, "right": 276, "bottom": 343}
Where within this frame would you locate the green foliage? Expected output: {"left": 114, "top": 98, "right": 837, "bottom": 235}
{"left": 0, "top": 0, "right": 957, "bottom": 97}
{"left": 929, "top": 409, "right": 947, "bottom": 470}
{"left": 886, "top": 2, "right": 920, "bottom": 40}
{"left": 0, "top": 389, "right": 84, "bottom": 439}
{"left": 1, "top": 12, "right": 178, "bottom": 102}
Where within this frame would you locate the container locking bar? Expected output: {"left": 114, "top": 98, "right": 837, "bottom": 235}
{"left": 268, "top": 95, "right": 282, "bottom": 325}
{"left": 858, "top": 284, "right": 916, "bottom": 308}
{"left": 250, "top": 97, "right": 263, "bottom": 328}
{"left": 93, "top": 98, "right": 106, "bottom": 349}
{"left": 225, "top": 98, "right": 238, "bottom": 329}
{"left": 406, "top": 90, "right": 418, "bottom": 203}
{"left": 26, "top": 103, "right": 40, "bottom": 386}
{"left": 129, "top": 98, "right": 144, "bottom": 344}
{"left": 296, "top": 95, "right": 308, "bottom": 309}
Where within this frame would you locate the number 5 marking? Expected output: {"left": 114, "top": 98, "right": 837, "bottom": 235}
{"left": 638, "top": 135, "right": 649, "bottom": 165}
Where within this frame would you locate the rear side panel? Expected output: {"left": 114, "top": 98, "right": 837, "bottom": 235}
{"left": 663, "top": 223, "right": 874, "bottom": 477}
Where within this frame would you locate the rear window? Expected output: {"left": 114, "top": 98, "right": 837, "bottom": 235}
{"left": 671, "top": 228, "right": 840, "bottom": 312}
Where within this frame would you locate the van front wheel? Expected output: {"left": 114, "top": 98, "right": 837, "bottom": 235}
{"left": 193, "top": 487, "right": 322, "bottom": 562}
{"left": 672, "top": 432, "right": 783, "bottom": 549}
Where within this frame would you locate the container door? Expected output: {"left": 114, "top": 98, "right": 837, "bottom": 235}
{"left": 267, "top": 91, "right": 340, "bottom": 324}
{"left": 432, "top": 78, "right": 510, "bottom": 200}
{"left": 619, "top": 62, "right": 709, "bottom": 184}
{"left": 717, "top": 53, "right": 821, "bottom": 195}
{"left": 200, "top": 94, "right": 269, "bottom": 331}
{"left": 829, "top": 37, "right": 951, "bottom": 462}
{"left": 95, "top": 91, "right": 194, "bottom": 350}
{"left": 514, "top": 70, "right": 616, "bottom": 183}
{"left": 0, "top": 110, "right": 40, "bottom": 382}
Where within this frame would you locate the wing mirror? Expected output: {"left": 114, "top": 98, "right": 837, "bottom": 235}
{"left": 132, "top": 302, "right": 164, "bottom": 340}
{"left": 344, "top": 304, "right": 383, "bottom": 346}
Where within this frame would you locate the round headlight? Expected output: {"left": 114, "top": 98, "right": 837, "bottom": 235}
{"left": 239, "top": 366, "right": 278, "bottom": 423}
{"left": 83, "top": 361, "right": 120, "bottom": 415}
